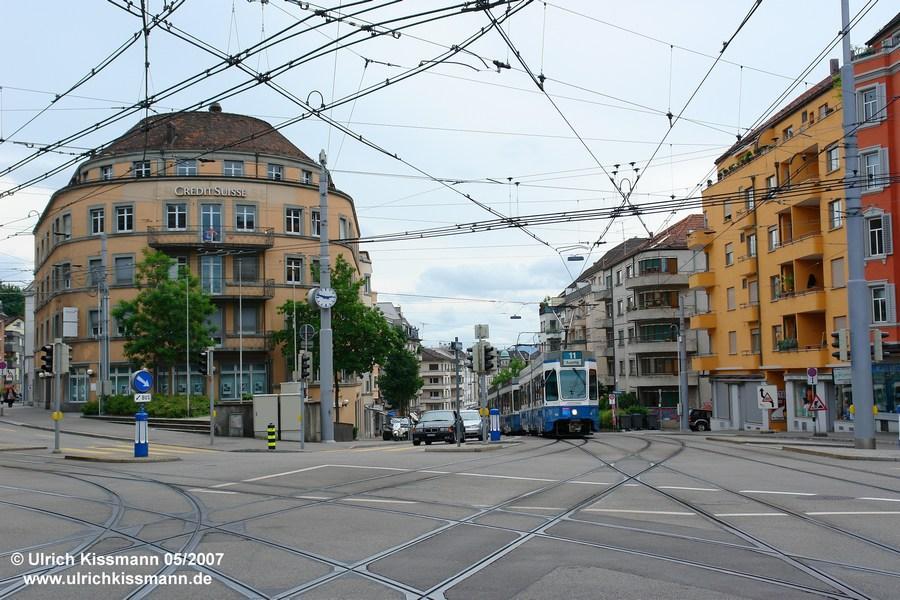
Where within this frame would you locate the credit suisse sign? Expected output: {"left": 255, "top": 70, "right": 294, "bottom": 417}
{"left": 174, "top": 186, "right": 247, "bottom": 197}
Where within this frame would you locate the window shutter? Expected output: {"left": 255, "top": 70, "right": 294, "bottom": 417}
{"left": 877, "top": 83, "right": 887, "bottom": 121}
{"left": 883, "top": 213, "right": 893, "bottom": 256}
{"left": 881, "top": 147, "right": 890, "bottom": 179}
{"left": 864, "top": 218, "right": 872, "bottom": 257}
{"left": 887, "top": 284, "right": 897, "bottom": 324}
{"left": 855, "top": 91, "right": 864, "bottom": 124}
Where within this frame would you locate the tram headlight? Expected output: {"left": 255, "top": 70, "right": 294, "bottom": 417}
{"left": 572, "top": 408, "right": 578, "bottom": 416}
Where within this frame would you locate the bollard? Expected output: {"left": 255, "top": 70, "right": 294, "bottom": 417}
{"left": 489, "top": 408, "right": 501, "bottom": 442}
{"left": 134, "top": 408, "right": 149, "bottom": 458}
{"left": 267, "top": 422, "right": 276, "bottom": 451}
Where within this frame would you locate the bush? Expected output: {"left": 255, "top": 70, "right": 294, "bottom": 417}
{"left": 599, "top": 409, "right": 613, "bottom": 430}
{"left": 81, "top": 395, "right": 210, "bottom": 418}
{"left": 626, "top": 405, "right": 649, "bottom": 416}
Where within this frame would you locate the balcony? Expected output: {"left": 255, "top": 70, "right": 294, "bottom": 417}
{"left": 147, "top": 227, "right": 275, "bottom": 250}
{"left": 625, "top": 271, "right": 688, "bottom": 290}
{"left": 735, "top": 254, "right": 757, "bottom": 277}
{"left": 687, "top": 229, "right": 715, "bottom": 251}
{"left": 771, "top": 232, "right": 823, "bottom": 261}
{"left": 692, "top": 354, "right": 719, "bottom": 371}
{"left": 219, "top": 331, "right": 273, "bottom": 352}
{"left": 771, "top": 288, "right": 826, "bottom": 314}
{"left": 626, "top": 305, "right": 680, "bottom": 322}
{"left": 597, "top": 344, "right": 615, "bottom": 357}
{"left": 691, "top": 311, "right": 717, "bottom": 330}
{"left": 738, "top": 303, "right": 760, "bottom": 322}
{"left": 595, "top": 287, "right": 612, "bottom": 300}
{"left": 208, "top": 279, "right": 275, "bottom": 299}
{"left": 627, "top": 335, "right": 697, "bottom": 355}
{"left": 689, "top": 271, "right": 715, "bottom": 290}
{"left": 594, "top": 316, "right": 613, "bottom": 328}
{"left": 628, "top": 373, "right": 680, "bottom": 388}
{"left": 765, "top": 344, "right": 830, "bottom": 369}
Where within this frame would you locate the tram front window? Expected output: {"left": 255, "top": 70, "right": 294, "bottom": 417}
{"left": 544, "top": 371, "right": 559, "bottom": 402}
{"left": 559, "top": 369, "right": 587, "bottom": 400}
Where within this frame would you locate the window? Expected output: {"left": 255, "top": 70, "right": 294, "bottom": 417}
{"left": 175, "top": 159, "right": 197, "bottom": 176}
{"left": 234, "top": 305, "right": 258, "bottom": 333}
{"left": 728, "top": 331, "right": 737, "bottom": 354}
{"left": 285, "top": 207, "right": 303, "bottom": 234}
{"left": 749, "top": 279, "right": 759, "bottom": 304}
{"left": 618, "top": 361, "right": 625, "bottom": 376}
{"left": 863, "top": 150, "right": 881, "bottom": 189}
{"left": 363, "top": 275, "right": 371, "bottom": 294}
{"left": 726, "top": 287, "right": 736, "bottom": 310}
{"left": 201, "top": 204, "right": 222, "bottom": 242}
{"left": 233, "top": 255, "right": 258, "bottom": 282}
{"left": 818, "top": 103, "right": 829, "bottom": 119}
{"left": 115, "top": 205, "right": 134, "bottom": 233}
{"left": 311, "top": 209, "right": 321, "bottom": 237}
{"left": 114, "top": 256, "right": 134, "bottom": 284}
{"left": 235, "top": 205, "right": 256, "bottom": 231}
{"left": 770, "top": 275, "right": 781, "bottom": 300}
{"left": 616, "top": 270, "right": 622, "bottom": 285}
{"left": 867, "top": 215, "right": 887, "bottom": 256}
{"left": 166, "top": 203, "right": 187, "bottom": 230}
{"left": 286, "top": 256, "right": 304, "bottom": 283}
{"left": 55, "top": 263, "right": 71, "bottom": 290}
{"left": 744, "top": 187, "right": 755, "bottom": 211}
{"left": 88, "top": 309, "right": 102, "bottom": 338}
{"left": 100, "top": 165, "right": 113, "bottom": 181}
{"left": 267, "top": 163, "right": 284, "bottom": 180}
{"left": 829, "top": 200, "right": 842, "bottom": 229}
{"left": 311, "top": 258, "right": 320, "bottom": 283}
{"left": 750, "top": 328, "right": 761, "bottom": 353}
{"left": 628, "top": 359, "right": 636, "bottom": 375}
{"left": 88, "top": 258, "right": 103, "bottom": 287}
{"left": 89, "top": 208, "right": 104, "bottom": 235}
{"left": 831, "top": 258, "right": 846, "bottom": 288}
{"left": 783, "top": 125, "right": 794, "bottom": 140}
{"left": 766, "top": 174, "right": 776, "bottom": 193}
{"left": 872, "top": 285, "right": 888, "bottom": 323}
{"left": 302, "top": 170, "right": 312, "bottom": 185}
{"left": 724, "top": 242, "right": 733, "bottom": 266}
{"left": 133, "top": 160, "right": 151, "bottom": 178}
{"left": 339, "top": 217, "right": 350, "bottom": 240}
{"left": 861, "top": 87, "right": 879, "bottom": 122}
{"left": 200, "top": 255, "right": 223, "bottom": 294}
{"left": 223, "top": 160, "right": 244, "bottom": 177}
{"left": 723, "top": 200, "right": 732, "bottom": 221}
{"left": 826, "top": 146, "right": 839, "bottom": 172}
{"left": 616, "top": 299, "right": 623, "bottom": 316}
{"left": 60, "top": 213, "right": 72, "bottom": 240}
{"left": 772, "top": 324, "right": 783, "bottom": 349}
{"left": 767, "top": 226, "right": 779, "bottom": 251}
{"left": 747, "top": 233, "right": 757, "bottom": 257}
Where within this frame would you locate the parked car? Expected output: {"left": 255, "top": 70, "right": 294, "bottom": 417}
{"left": 459, "top": 409, "right": 483, "bottom": 440}
{"left": 412, "top": 410, "right": 456, "bottom": 446}
{"left": 689, "top": 408, "right": 711, "bottom": 432}
{"left": 383, "top": 416, "right": 410, "bottom": 441}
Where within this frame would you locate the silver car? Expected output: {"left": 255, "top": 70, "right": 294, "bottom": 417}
{"left": 460, "top": 410, "right": 483, "bottom": 441}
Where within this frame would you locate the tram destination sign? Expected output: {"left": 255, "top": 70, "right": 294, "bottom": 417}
{"left": 561, "top": 351, "right": 583, "bottom": 367}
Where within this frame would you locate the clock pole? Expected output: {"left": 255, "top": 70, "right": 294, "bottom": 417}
{"left": 318, "top": 150, "right": 335, "bottom": 443}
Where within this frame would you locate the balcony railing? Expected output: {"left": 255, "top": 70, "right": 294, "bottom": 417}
{"left": 219, "top": 331, "right": 274, "bottom": 352}
{"left": 147, "top": 227, "right": 275, "bottom": 249}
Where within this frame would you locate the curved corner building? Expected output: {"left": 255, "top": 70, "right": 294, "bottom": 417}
{"left": 32, "top": 106, "right": 370, "bottom": 430}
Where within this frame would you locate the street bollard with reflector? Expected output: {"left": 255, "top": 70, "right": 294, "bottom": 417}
{"left": 134, "top": 408, "right": 149, "bottom": 458}
{"left": 267, "top": 423, "right": 276, "bottom": 451}
{"left": 489, "top": 408, "right": 501, "bottom": 442}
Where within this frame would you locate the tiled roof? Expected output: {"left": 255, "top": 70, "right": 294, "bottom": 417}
{"left": 98, "top": 110, "right": 314, "bottom": 162}
{"left": 866, "top": 12, "right": 900, "bottom": 46}
{"left": 420, "top": 347, "right": 454, "bottom": 362}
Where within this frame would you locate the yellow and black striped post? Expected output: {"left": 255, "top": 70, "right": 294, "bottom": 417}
{"left": 267, "top": 423, "right": 276, "bottom": 451}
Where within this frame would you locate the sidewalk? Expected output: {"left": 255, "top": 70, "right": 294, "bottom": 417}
{"left": 0, "top": 405, "right": 400, "bottom": 453}
{"left": 703, "top": 429, "right": 900, "bottom": 461}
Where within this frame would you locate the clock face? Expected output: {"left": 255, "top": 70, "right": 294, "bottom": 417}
{"left": 315, "top": 287, "right": 337, "bottom": 308}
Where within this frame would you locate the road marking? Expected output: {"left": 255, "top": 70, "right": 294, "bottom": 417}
{"left": 457, "top": 473, "right": 555, "bottom": 482}
{"left": 658, "top": 486, "right": 720, "bottom": 492}
{"left": 508, "top": 506, "right": 563, "bottom": 511}
{"left": 623, "top": 483, "right": 641, "bottom": 487}
{"left": 242, "top": 464, "right": 328, "bottom": 482}
{"left": 188, "top": 489, "right": 238, "bottom": 495}
{"left": 857, "top": 497, "right": 900, "bottom": 503}
{"left": 570, "top": 481, "right": 612, "bottom": 486}
{"left": 806, "top": 511, "right": 900, "bottom": 516}
{"left": 295, "top": 495, "right": 331, "bottom": 500}
{"left": 330, "top": 464, "right": 410, "bottom": 472}
{"left": 343, "top": 498, "right": 417, "bottom": 505}
{"left": 583, "top": 509, "right": 696, "bottom": 516}
{"left": 421, "top": 470, "right": 450, "bottom": 474}
{"left": 211, "top": 482, "right": 238, "bottom": 489}
{"left": 63, "top": 447, "right": 117, "bottom": 455}
{"left": 740, "top": 490, "right": 816, "bottom": 496}
{"left": 714, "top": 513, "right": 787, "bottom": 517}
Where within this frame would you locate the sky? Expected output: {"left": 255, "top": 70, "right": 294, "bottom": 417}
{"left": 0, "top": 0, "right": 896, "bottom": 349}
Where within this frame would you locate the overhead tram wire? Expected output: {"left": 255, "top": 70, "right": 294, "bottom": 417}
{"left": 0, "top": 0, "right": 495, "bottom": 201}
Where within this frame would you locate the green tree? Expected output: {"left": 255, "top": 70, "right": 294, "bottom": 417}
{"left": 111, "top": 250, "right": 215, "bottom": 386}
{"left": 0, "top": 284, "right": 25, "bottom": 317}
{"left": 275, "top": 256, "right": 401, "bottom": 421}
{"left": 490, "top": 356, "right": 526, "bottom": 387}
{"left": 377, "top": 342, "right": 423, "bottom": 415}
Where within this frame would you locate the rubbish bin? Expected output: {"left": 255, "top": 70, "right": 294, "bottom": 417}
{"left": 644, "top": 413, "right": 659, "bottom": 430}
{"left": 489, "top": 408, "right": 501, "bottom": 442}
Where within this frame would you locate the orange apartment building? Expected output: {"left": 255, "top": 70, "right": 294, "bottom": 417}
{"left": 32, "top": 106, "right": 374, "bottom": 431}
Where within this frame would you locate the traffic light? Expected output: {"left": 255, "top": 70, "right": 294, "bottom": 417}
{"left": 198, "top": 350, "right": 209, "bottom": 376}
{"left": 465, "top": 347, "right": 474, "bottom": 371}
{"left": 482, "top": 343, "right": 497, "bottom": 372}
{"left": 57, "top": 343, "right": 72, "bottom": 373}
{"left": 873, "top": 329, "right": 889, "bottom": 362}
{"left": 300, "top": 351, "right": 312, "bottom": 381}
{"left": 40, "top": 344, "right": 54, "bottom": 375}
{"left": 831, "top": 329, "right": 849, "bottom": 361}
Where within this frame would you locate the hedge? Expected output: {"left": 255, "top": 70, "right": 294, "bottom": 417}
{"left": 81, "top": 395, "right": 210, "bottom": 418}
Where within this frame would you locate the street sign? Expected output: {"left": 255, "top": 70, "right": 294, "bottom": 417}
{"left": 0, "top": 361, "right": 5, "bottom": 370}
{"left": 608, "top": 393, "right": 617, "bottom": 406}
{"left": 833, "top": 366, "right": 852, "bottom": 385}
{"left": 131, "top": 370, "right": 153, "bottom": 393}
{"left": 757, "top": 385, "right": 777, "bottom": 409}
{"left": 479, "top": 407, "right": 489, "bottom": 417}
{"left": 808, "top": 394, "right": 827, "bottom": 411}
{"left": 806, "top": 367, "right": 818, "bottom": 386}
{"left": 133, "top": 393, "right": 152, "bottom": 403}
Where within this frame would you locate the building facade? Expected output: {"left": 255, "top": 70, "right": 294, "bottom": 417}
{"left": 32, "top": 106, "right": 370, "bottom": 429}
{"left": 417, "top": 346, "right": 459, "bottom": 413}
{"left": 689, "top": 66, "right": 850, "bottom": 433}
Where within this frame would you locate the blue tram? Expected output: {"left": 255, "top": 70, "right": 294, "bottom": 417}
{"left": 491, "top": 350, "right": 600, "bottom": 436}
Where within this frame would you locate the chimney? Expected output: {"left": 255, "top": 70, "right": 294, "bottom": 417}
{"left": 209, "top": 102, "right": 222, "bottom": 113}
{"left": 830, "top": 58, "right": 840, "bottom": 75}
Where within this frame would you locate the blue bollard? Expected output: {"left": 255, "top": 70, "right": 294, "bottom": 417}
{"left": 489, "top": 408, "right": 501, "bottom": 442}
{"left": 134, "top": 408, "right": 149, "bottom": 458}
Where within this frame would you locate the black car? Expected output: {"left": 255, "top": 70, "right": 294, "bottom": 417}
{"left": 689, "top": 408, "right": 711, "bottom": 432}
{"left": 412, "top": 410, "right": 457, "bottom": 446}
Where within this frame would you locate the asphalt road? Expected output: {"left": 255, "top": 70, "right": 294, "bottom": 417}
{"left": 1, "top": 427, "right": 899, "bottom": 599}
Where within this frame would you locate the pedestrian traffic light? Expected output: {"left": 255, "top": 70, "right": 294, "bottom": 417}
{"left": 198, "top": 350, "right": 209, "bottom": 376}
{"left": 40, "top": 344, "right": 54, "bottom": 375}
{"left": 873, "top": 329, "right": 889, "bottom": 362}
{"left": 482, "top": 343, "right": 497, "bottom": 372}
{"left": 300, "top": 351, "right": 312, "bottom": 381}
{"left": 830, "top": 329, "right": 849, "bottom": 361}
{"left": 57, "top": 343, "right": 71, "bottom": 373}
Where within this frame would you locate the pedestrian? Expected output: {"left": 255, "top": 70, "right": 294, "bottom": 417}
{"left": 4, "top": 386, "right": 15, "bottom": 408}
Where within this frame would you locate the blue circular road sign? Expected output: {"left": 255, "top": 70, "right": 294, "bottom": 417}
{"left": 131, "top": 370, "right": 153, "bottom": 393}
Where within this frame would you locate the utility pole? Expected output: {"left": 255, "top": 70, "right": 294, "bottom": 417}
{"left": 186, "top": 266, "right": 190, "bottom": 414}
{"left": 318, "top": 150, "right": 335, "bottom": 443}
{"left": 207, "top": 347, "right": 214, "bottom": 445}
{"left": 678, "top": 301, "right": 689, "bottom": 431}
{"left": 99, "top": 233, "right": 110, "bottom": 414}
{"left": 840, "top": 0, "right": 876, "bottom": 449}
{"left": 454, "top": 337, "right": 462, "bottom": 447}
{"left": 53, "top": 339, "right": 62, "bottom": 453}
